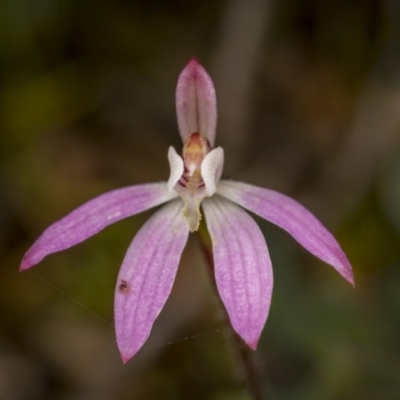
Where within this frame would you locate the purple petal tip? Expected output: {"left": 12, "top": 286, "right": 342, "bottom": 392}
{"left": 346, "top": 270, "right": 355, "bottom": 288}
{"left": 338, "top": 257, "right": 355, "bottom": 287}
{"left": 187, "top": 56, "right": 199, "bottom": 66}
{"left": 121, "top": 353, "right": 132, "bottom": 364}
{"left": 182, "top": 57, "right": 202, "bottom": 77}
{"left": 19, "top": 256, "right": 33, "bottom": 272}
{"left": 247, "top": 339, "right": 259, "bottom": 351}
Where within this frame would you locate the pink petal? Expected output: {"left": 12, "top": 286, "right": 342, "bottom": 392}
{"left": 176, "top": 58, "right": 217, "bottom": 147}
{"left": 20, "top": 183, "right": 177, "bottom": 271}
{"left": 217, "top": 181, "right": 354, "bottom": 286}
{"left": 114, "top": 199, "right": 189, "bottom": 362}
{"left": 202, "top": 196, "right": 273, "bottom": 350}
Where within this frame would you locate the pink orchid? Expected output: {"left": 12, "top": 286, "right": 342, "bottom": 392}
{"left": 20, "top": 58, "right": 354, "bottom": 363}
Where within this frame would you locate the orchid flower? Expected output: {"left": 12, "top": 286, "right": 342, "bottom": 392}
{"left": 20, "top": 58, "right": 354, "bottom": 363}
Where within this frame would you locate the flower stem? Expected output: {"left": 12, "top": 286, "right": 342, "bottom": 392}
{"left": 197, "top": 231, "right": 267, "bottom": 400}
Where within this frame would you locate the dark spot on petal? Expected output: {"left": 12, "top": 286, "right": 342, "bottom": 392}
{"left": 119, "top": 280, "right": 128, "bottom": 292}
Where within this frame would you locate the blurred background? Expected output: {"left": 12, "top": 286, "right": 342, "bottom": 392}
{"left": 1, "top": 0, "right": 400, "bottom": 399}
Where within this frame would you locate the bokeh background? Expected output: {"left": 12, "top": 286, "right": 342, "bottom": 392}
{"left": 1, "top": 0, "right": 400, "bottom": 399}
